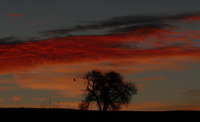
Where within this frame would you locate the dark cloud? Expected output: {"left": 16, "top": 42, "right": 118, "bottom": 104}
{"left": 0, "top": 37, "right": 23, "bottom": 45}
{"left": 0, "top": 36, "right": 42, "bottom": 45}
{"left": 100, "top": 15, "right": 163, "bottom": 26}
{"left": 40, "top": 29, "right": 71, "bottom": 37}
{"left": 40, "top": 15, "right": 167, "bottom": 37}
{"left": 107, "top": 24, "right": 174, "bottom": 34}
{"left": 39, "top": 12, "right": 200, "bottom": 37}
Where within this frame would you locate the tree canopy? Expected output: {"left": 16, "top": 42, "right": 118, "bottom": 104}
{"left": 79, "top": 70, "right": 138, "bottom": 111}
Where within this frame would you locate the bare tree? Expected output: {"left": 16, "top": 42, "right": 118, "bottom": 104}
{"left": 79, "top": 70, "right": 138, "bottom": 111}
{"left": 39, "top": 98, "right": 60, "bottom": 109}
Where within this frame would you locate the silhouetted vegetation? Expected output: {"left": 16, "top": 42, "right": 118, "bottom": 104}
{"left": 79, "top": 70, "right": 137, "bottom": 111}
{"left": 39, "top": 98, "right": 60, "bottom": 109}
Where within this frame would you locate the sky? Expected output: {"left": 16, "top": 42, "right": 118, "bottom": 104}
{"left": 0, "top": 0, "right": 200, "bottom": 111}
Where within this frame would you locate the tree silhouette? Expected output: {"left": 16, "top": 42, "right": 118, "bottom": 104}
{"left": 79, "top": 70, "right": 138, "bottom": 111}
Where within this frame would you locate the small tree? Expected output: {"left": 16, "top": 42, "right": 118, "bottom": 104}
{"left": 79, "top": 70, "right": 137, "bottom": 111}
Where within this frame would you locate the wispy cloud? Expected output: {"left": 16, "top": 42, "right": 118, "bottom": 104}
{"left": 183, "top": 88, "right": 200, "bottom": 96}
{"left": 5, "top": 13, "right": 25, "bottom": 18}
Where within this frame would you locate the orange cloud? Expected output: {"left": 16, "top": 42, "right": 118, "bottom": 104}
{"left": 15, "top": 74, "right": 84, "bottom": 97}
{"left": 0, "top": 86, "right": 16, "bottom": 91}
{"left": 135, "top": 83, "right": 147, "bottom": 91}
{"left": 5, "top": 13, "right": 25, "bottom": 18}
{"left": 0, "top": 98, "right": 5, "bottom": 103}
{"left": 11, "top": 53, "right": 198, "bottom": 97}
{"left": 132, "top": 76, "right": 166, "bottom": 82}
{"left": 0, "top": 100, "right": 5, "bottom": 103}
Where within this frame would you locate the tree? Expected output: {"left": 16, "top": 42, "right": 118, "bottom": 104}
{"left": 79, "top": 70, "right": 138, "bottom": 111}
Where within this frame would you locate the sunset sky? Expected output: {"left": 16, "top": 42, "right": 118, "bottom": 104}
{"left": 0, "top": 0, "right": 200, "bottom": 111}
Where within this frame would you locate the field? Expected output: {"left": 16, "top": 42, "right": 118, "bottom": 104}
{"left": 0, "top": 108, "right": 199, "bottom": 122}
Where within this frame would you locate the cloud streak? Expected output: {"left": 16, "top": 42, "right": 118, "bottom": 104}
{"left": 5, "top": 13, "right": 25, "bottom": 18}
{"left": 132, "top": 76, "right": 166, "bottom": 82}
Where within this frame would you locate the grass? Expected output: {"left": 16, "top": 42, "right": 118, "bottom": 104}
{"left": 0, "top": 108, "right": 199, "bottom": 121}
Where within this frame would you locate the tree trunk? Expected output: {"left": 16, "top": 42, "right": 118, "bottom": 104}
{"left": 92, "top": 91, "right": 102, "bottom": 111}
{"left": 103, "top": 101, "right": 109, "bottom": 111}
{"left": 96, "top": 99, "right": 102, "bottom": 111}
{"left": 103, "top": 105, "right": 108, "bottom": 111}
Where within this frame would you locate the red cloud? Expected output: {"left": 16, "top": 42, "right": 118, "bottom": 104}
{"left": 11, "top": 96, "right": 22, "bottom": 101}
{"left": 5, "top": 13, "right": 25, "bottom": 18}
{"left": 0, "top": 27, "right": 200, "bottom": 73}
{"left": 184, "top": 16, "right": 200, "bottom": 21}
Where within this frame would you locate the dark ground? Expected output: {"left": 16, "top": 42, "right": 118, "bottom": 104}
{"left": 0, "top": 108, "right": 199, "bottom": 122}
